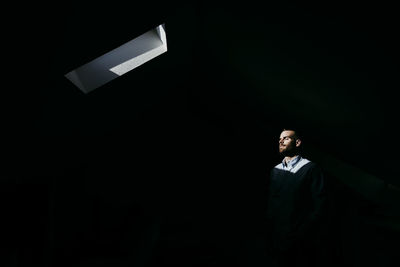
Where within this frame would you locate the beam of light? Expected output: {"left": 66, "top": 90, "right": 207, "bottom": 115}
{"left": 65, "top": 24, "right": 167, "bottom": 94}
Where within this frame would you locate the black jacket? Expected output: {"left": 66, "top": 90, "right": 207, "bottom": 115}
{"left": 265, "top": 159, "right": 328, "bottom": 251}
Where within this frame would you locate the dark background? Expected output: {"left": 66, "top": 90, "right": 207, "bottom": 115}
{"left": 4, "top": 1, "right": 400, "bottom": 266}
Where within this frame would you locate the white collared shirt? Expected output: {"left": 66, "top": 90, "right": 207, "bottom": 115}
{"left": 274, "top": 155, "right": 311, "bottom": 173}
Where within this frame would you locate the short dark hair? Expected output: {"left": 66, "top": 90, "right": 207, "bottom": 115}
{"left": 282, "top": 128, "right": 302, "bottom": 141}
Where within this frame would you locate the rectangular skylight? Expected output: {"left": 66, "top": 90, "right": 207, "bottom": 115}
{"left": 65, "top": 24, "right": 167, "bottom": 94}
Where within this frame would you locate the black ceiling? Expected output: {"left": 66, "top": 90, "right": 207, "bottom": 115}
{"left": 7, "top": 2, "right": 400, "bottom": 185}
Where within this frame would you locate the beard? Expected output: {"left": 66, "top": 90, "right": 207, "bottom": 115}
{"left": 279, "top": 144, "right": 297, "bottom": 157}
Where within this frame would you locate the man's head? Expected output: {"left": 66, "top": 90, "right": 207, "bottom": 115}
{"left": 279, "top": 129, "right": 302, "bottom": 157}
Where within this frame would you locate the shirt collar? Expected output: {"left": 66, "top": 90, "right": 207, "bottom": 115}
{"left": 282, "top": 155, "right": 302, "bottom": 169}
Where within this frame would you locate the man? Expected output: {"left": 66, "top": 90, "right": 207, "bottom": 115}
{"left": 265, "top": 128, "right": 328, "bottom": 267}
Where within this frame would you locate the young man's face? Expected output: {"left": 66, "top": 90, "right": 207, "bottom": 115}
{"left": 279, "top": 130, "right": 300, "bottom": 156}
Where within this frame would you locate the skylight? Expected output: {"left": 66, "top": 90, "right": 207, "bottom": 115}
{"left": 65, "top": 24, "right": 167, "bottom": 94}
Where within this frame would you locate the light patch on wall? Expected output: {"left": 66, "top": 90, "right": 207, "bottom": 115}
{"left": 65, "top": 24, "right": 167, "bottom": 94}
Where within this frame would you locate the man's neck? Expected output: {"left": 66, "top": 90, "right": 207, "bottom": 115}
{"left": 284, "top": 155, "right": 299, "bottom": 164}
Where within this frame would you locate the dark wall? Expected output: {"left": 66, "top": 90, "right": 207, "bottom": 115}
{"left": 9, "top": 2, "right": 400, "bottom": 267}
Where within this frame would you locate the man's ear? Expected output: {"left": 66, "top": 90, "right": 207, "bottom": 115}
{"left": 295, "top": 139, "right": 302, "bottom": 147}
